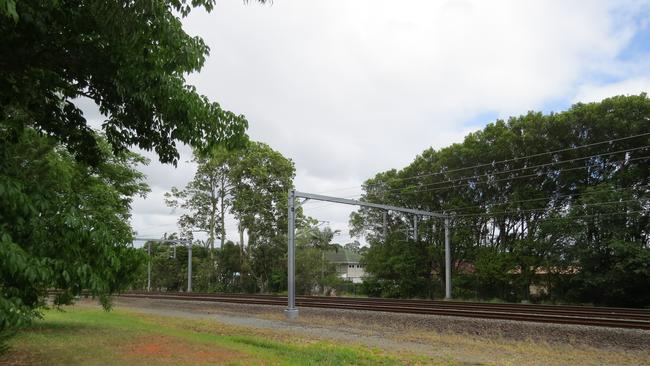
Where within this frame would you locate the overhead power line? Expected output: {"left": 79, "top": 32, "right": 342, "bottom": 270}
{"left": 453, "top": 199, "right": 645, "bottom": 218}
{"left": 371, "top": 145, "right": 649, "bottom": 194}
{"left": 309, "top": 175, "right": 650, "bottom": 216}
{"left": 377, "top": 155, "right": 650, "bottom": 196}
{"left": 448, "top": 184, "right": 650, "bottom": 213}
{"left": 314, "top": 132, "right": 650, "bottom": 196}
{"left": 453, "top": 210, "right": 646, "bottom": 227}
{"left": 365, "top": 132, "right": 650, "bottom": 187}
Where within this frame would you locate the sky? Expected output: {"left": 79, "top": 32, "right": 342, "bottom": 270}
{"left": 125, "top": 0, "right": 650, "bottom": 246}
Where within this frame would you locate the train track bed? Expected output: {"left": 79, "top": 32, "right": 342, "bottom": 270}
{"left": 114, "top": 295, "right": 650, "bottom": 352}
{"left": 120, "top": 292, "right": 650, "bottom": 331}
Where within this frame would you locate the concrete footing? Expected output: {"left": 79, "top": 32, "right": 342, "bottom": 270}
{"left": 284, "top": 308, "right": 299, "bottom": 320}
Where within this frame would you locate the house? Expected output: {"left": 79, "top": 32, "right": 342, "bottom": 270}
{"left": 325, "top": 249, "right": 365, "bottom": 284}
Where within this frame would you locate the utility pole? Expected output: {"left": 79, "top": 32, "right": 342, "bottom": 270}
{"left": 134, "top": 238, "right": 192, "bottom": 293}
{"left": 285, "top": 189, "right": 298, "bottom": 319}
{"left": 147, "top": 241, "right": 151, "bottom": 292}
{"left": 413, "top": 216, "right": 418, "bottom": 242}
{"left": 444, "top": 217, "right": 451, "bottom": 299}
{"left": 187, "top": 243, "right": 192, "bottom": 293}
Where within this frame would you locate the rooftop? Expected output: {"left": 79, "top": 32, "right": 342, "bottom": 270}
{"left": 325, "top": 249, "right": 362, "bottom": 264}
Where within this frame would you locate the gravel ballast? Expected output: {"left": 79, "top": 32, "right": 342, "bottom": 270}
{"left": 112, "top": 296, "right": 650, "bottom": 351}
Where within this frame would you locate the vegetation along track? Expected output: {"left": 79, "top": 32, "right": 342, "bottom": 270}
{"left": 119, "top": 292, "right": 650, "bottom": 330}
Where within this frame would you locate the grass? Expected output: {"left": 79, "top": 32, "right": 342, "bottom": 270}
{"left": 3, "top": 306, "right": 408, "bottom": 366}
{"left": 5, "top": 303, "right": 649, "bottom": 366}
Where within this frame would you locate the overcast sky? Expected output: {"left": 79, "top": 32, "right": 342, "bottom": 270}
{"left": 127, "top": 0, "right": 650, "bottom": 245}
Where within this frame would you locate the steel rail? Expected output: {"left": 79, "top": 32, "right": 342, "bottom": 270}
{"left": 123, "top": 291, "right": 650, "bottom": 316}
{"left": 119, "top": 292, "right": 650, "bottom": 330}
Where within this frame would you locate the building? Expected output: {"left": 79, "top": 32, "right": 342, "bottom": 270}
{"left": 325, "top": 249, "right": 365, "bottom": 284}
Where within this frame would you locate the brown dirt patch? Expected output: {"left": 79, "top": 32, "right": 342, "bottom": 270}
{"left": 0, "top": 349, "right": 36, "bottom": 366}
{"left": 120, "top": 335, "right": 246, "bottom": 365}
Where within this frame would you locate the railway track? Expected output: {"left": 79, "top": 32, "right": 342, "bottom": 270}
{"left": 120, "top": 292, "right": 650, "bottom": 330}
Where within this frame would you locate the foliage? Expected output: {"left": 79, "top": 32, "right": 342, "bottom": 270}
{"left": 353, "top": 95, "right": 650, "bottom": 306}
{"left": 227, "top": 142, "right": 296, "bottom": 293}
{"left": 0, "top": 0, "right": 262, "bottom": 353}
{"left": 137, "top": 224, "right": 345, "bottom": 296}
{"left": 0, "top": 128, "right": 149, "bottom": 333}
{"left": 164, "top": 141, "right": 296, "bottom": 293}
{"left": 361, "top": 233, "right": 433, "bottom": 298}
{"left": 165, "top": 146, "right": 234, "bottom": 252}
{"left": 0, "top": 0, "right": 249, "bottom": 166}
{"left": 295, "top": 226, "right": 342, "bottom": 295}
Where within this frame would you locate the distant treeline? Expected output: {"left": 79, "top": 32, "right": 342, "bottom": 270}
{"left": 352, "top": 95, "right": 650, "bottom": 307}
{"left": 135, "top": 229, "right": 361, "bottom": 297}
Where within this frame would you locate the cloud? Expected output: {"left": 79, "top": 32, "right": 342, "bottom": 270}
{"left": 115, "top": 0, "right": 650, "bottom": 243}
{"left": 573, "top": 77, "right": 650, "bottom": 103}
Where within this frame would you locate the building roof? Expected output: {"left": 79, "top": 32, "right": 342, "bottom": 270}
{"left": 325, "top": 249, "right": 362, "bottom": 264}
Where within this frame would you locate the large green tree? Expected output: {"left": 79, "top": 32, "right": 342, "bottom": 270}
{"left": 353, "top": 95, "right": 650, "bottom": 305}
{"left": 165, "top": 147, "right": 233, "bottom": 253}
{"left": 0, "top": 0, "right": 260, "bottom": 348}
{"left": 0, "top": 0, "right": 249, "bottom": 166}
{"left": 166, "top": 141, "right": 296, "bottom": 292}
{"left": 0, "top": 129, "right": 149, "bottom": 332}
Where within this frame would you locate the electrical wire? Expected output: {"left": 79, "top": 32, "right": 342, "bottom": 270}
{"left": 312, "top": 132, "right": 650, "bottom": 195}
{"left": 446, "top": 184, "right": 650, "bottom": 213}
{"left": 306, "top": 153, "right": 649, "bottom": 204}
{"left": 452, "top": 210, "right": 647, "bottom": 227}
{"left": 369, "top": 145, "right": 649, "bottom": 193}
{"left": 299, "top": 178, "right": 650, "bottom": 217}
{"left": 453, "top": 199, "right": 645, "bottom": 218}
{"left": 374, "top": 155, "right": 650, "bottom": 197}
{"left": 136, "top": 134, "right": 650, "bottom": 237}
{"left": 365, "top": 132, "right": 650, "bottom": 186}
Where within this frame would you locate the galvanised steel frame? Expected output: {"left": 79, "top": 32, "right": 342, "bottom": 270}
{"left": 285, "top": 190, "right": 452, "bottom": 319}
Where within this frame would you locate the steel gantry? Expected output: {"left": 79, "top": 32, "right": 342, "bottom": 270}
{"left": 285, "top": 190, "right": 453, "bottom": 319}
{"left": 134, "top": 238, "right": 193, "bottom": 293}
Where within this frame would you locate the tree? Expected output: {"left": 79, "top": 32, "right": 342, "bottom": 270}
{"left": 558, "top": 184, "right": 649, "bottom": 306}
{"left": 165, "top": 141, "right": 296, "bottom": 293}
{"left": 311, "top": 227, "right": 339, "bottom": 289}
{"left": 165, "top": 147, "right": 233, "bottom": 255}
{"left": 217, "top": 241, "right": 245, "bottom": 292}
{"left": 1, "top": 129, "right": 149, "bottom": 333}
{"left": 353, "top": 95, "right": 650, "bottom": 305}
{"left": 344, "top": 241, "right": 361, "bottom": 253}
{"left": 228, "top": 142, "right": 296, "bottom": 292}
{"left": 0, "top": 0, "right": 249, "bottom": 166}
{"left": 295, "top": 225, "right": 341, "bottom": 295}
{"left": 1, "top": 0, "right": 263, "bottom": 351}
{"left": 361, "top": 233, "right": 433, "bottom": 299}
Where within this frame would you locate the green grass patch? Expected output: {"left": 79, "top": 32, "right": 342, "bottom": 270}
{"left": 4, "top": 306, "right": 404, "bottom": 366}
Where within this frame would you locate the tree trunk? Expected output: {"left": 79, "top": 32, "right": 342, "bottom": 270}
{"left": 239, "top": 225, "right": 245, "bottom": 255}
{"left": 220, "top": 175, "right": 226, "bottom": 248}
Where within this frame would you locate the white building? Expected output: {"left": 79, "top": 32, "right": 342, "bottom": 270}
{"left": 325, "top": 249, "right": 365, "bottom": 284}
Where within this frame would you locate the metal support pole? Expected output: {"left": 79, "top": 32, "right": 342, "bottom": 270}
{"left": 444, "top": 217, "right": 451, "bottom": 299}
{"left": 413, "top": 216, "right": 418, "bottom": 242}
{"left": 147, "top": 241, "right": 151, "bottom": 292}
{"left": 187, "top": 243, "right": 192, "bottom": 293}
{"left": 383, "top": 212, "right": 387, "bottom": 239}
{"left": 282, "top": 190, "right": 447, "bottom": 317}
{"left": 285, "top": 189, "right": 298, "bottom": 319}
